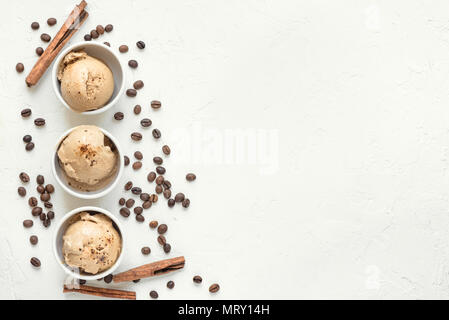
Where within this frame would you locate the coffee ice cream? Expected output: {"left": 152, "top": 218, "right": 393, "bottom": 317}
{"left": 62, "top": 212, "right": 121, "bottom": 274}
{"left": 57, "top": 50, "right": 114, "bottom": 112}
{"left": 57, "top": 125, "right": 118, "bottom": 192}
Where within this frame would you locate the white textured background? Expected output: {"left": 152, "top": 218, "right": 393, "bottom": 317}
{"left": 1, "top": 0, "right": 449, "bottom": 300}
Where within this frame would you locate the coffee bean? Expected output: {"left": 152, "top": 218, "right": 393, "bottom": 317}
{"left": 140, "top": 193, "right": 150, "bottom": 201}
{"left": 119, "top": 45, "right": 128, "bottom": 53}
{"left": 31, "top": 22, "right": 39, "bottom": 30}
{"left": 163, "top": 243, "right": 171, "bottom": 253}
{"left": 157, "top": 224, "right": 168, "bottom": 234}
{"left": 96, "top": 25, "right": 104, "bottom": 34}
{"left": 90, "top": 29, "right": 99, "bottom": 39}
{"left": 152, "top": 129, "right": 161, "bottom": 139}
{"left": 155, "top": 185, "right": 163, "bottom": 194}
{"left": 134, "top": 151, "right": 143, "bottom": 160}
{"left": 119, "top": 198, "right": 125, "bottom": 206}
{"left": 167, "top": 281, "right": 175, "bottom": 289}
{"left": 25, "top": 142, "right": 35, "bottom": 151}
{"left": 151, "top": 100, "right": 161, "bottom": 109}
{"left": 45, "top": 184, "right": 55, "bottom": 193}
{"left": 31, "top": 207, "right": 42, "bottom": 216}
{"left": 136, "top": 41, "right": 145, "bottom": 49}
{"left": 133, "top": 104, "right": 141, "bottom": 114}
{"left": 47, "top": 211, "right": 55, "bottom": 219}
{"left": 43, "top": 218, "right": 51, "bottom": 228}
{"left": 150, "top": 194, "right": 158, "bottom": 203}
{"left": 132, "top": 161, "right": 142, "bottom": 170}
{"left": 120, "top": 208, "right": 130, "bottom": 217}
{"left": 126, "top": 89, "right": 137, "bottom": 97}
{"left": 209, "top": 283, "right": 220, "bottom": 293}
{"left": 162, "top": 180, "right": 171, "bottom": 189}
{"left": 126, "top": 198, "right": 135, "bottom": 208}
{"left": 149, "top": 290, "right": 158, "bottom": 299}
{"left": 142, "top": 201, "right": 152, "bottom": 209}
{"left": 186, "top": 173, "right": 196, "bottom": 181}
{"left": 23, "top": 219, "right": 33, "bottom": 228}
{"left": 134, "top": 206, "right": 143, "bottom": 215}
{"left": 124, "top": 181, "right": 133, "bottom": 190}
{"left": 128, "top": 60, "right": 138, "bottom": 68}
{"left": 156, "top": 166, "right": 166, "bottom": 174}
{"left": 133, "top": 80, "right": 144, "bottom": 90}
{"left": 44, "top": 201, "right": 52, "bottom": 209}
{"left": 141, "top": 246, "right": 151, "bottom": 255}
{"left": 114, "top": 112, "right": 124, "bottom": 120}
{"left": 40, "top": 33, "right": 51, "bottom": 42}
{"left": 34, "top": 118, "right": 45, "bottom": 126}
{"left": 140, "top": 118, "right": 152, "bottom": 127}
{"left": 147, "top": 171, "right": 156, "bottom": 182}
{"left": 35, "top": 47, "right": 44, "bottom": 56}
{"left": 40, "top": 193, "right": 50, "bottom": 202}
{"left": 149, "top": 220, "right": 158, "bottom": 228}
{"left": 20, "top": 172, "right": 30, "bottom": 183}
{"left": 163, "top": 189, "right": 171, "bottom": 199}
{"left": 36, "top": 185, "right": 45, "bottom": 194}
{"left": 29, "top": 235, "right": 38, "bottom": 245}
{"left": 84, "top": 34, "right": 91, "bottom": 41}
{"left": 155, "top": 176, "right": 164, "bottom": 185}
{"left": 132, "top": 279, "right": 140, "bottom": 283}
{"left": 36, "top": 175, "right": 44, "bottom": 185}
{"left": 103, "top": 42, "right": 110, "bottom": 47}
{"left": 47, "top": 18, "right": 57, "bottom": 26}
{"left": 153, "top": 157, "right": 163, "bottom": 165}
{"left": 136, "top": 214, "right": 145, "bottom": 222}
{"left": 28, "top": 196, "right": 37, "bottom": 207}
{"left": 193, "top": 276, "right": 202, "bottom": 284}
{"left": 131, "top": 132, "right": 142, "bottom": 141}
{"left": 18, "top": 187, "right": 26, "bottom": 197}
{"left": 182, "top": 198, "right": 190, "bottom": 208}
{"left": 132, "top": 187, "right": 142, "bottom": 195}
{"left": 124, "top": 155, "right": 130, "bottom": 166}
{"left": 157, "top": 235, "right": 166, "bottom": 246}
{"left": 104, "top": 274, "right": 113, "bottom": 283}
{"left": 105, "top": 24, "right": 113, "bottom": 32}
{"left": 23, "top": 134, "right": 32, "bottom": 143}
{"left": 168, "top": 199, "right": 175, "bottom": 207}
{"left": 16, "top": 63, "right": 24, "bottom": 73}
{"left": 40, "top": 213, "right": 46, "bottom": 221}
{"left": 30, "top": 257, "right": 41, "bottom": 267}
{"left": 175, "top": 193, "right": 185, "bottom": 203}
{"left": 21, "top": 108, "right": 32, "bottom": 117}
{"left": 162, "top": 145, "right": 171, "bottom": 155}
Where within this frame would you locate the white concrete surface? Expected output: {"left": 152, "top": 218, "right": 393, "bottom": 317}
{"left": 1, "top": 0, "right": 449, "bottom": 299}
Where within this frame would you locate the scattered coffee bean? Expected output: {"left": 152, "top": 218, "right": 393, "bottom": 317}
{"left": 23, "top": 135, "right": 32, "bottom": 143}
{"left": 44, "top": 202, "right": 53, "bottom": 209}
{"left": 168, "top": 199, "right": 175, "bottom": 207}
{"left": 119, "top": 198, "right": 125, "bottom": 206}
{"left": 126, "top": 198, "right": 135, "bottom": 208}
{"left": 124, "top": 155, "right": 130, "bottom": 166}
{"left": 150, "top": 194, "right": 158, "bottom": 203}
{"left": 16, "top": 63, "right": 24, "bottom": 73}
{"left": 136, "top": 41, "right": 145, "bottom": 49}
{"left": 36, "top": 175, "right": 44, "bottom": 185}
{"left": 90, "top": 29, "right": 99, "bottom": 39}
{"left": 34, "top": 118, "right": 45, "bottom": 126}
{"left": 133, "top": 80, "right": 144, "bottom": 90}
{"left": 25, "top": 142, "right": 35, "bottom": 151}
{"left": 140, "top": 118, "right": 152, "bottom": 127}
{"left": 157, "top": 224, "right": 168, "bottom": 234}
{"left": 40, "top": 193, "right": 50, "bottom": 202}
{"left": 105, "top": 24, "right": 113, "bottom": 32}
{"left": 31, "top": 22, "right": 39, "bottom": 30}
{"left": 45, "top": 184, "right": 55, "bottom": 193}
{"left": 40, "top": 213, "right": 46, "bottom": 221}
{"left": 147, "top": 171, "right": 156, "bottom": 182}
{"left": 96, "top": 25, "right": 105, "bottom": 34}
{"left": 132, "top": 187, "right": 142, "bottom": 195}
{"left": 43, "top": 218, "right": 51, "bottom": 228}
{"left": 163, "top": 243, "right": 171, "bottom": 253}
{"left": 30, "top": 257, "right": 41, "bottom": 267}
{"left": 35, "top": 47, "right": 44, "bottom": 56}
{"left": 182, "top": 198, "right": 190, "bottom": 208}
{"left": 132, "top": 161, "right": 142, "bottom": 170}
{"left": 149, "top": 220, "right": 158, "bottom": 228}
{"left": 134, "top": 206, "right": 143, "bottom": 215}
{"left": 29, "top": 235, "right": 38, "bottom": 245}
{"left": 155, "top": 176, "right": 164, "bottom": 185}
{"left": 155, "top": 185, "right": 163, "bottom": 194}
{"left": 131, "top": 132, "right": 142, "bottom": 141}
{"left": 119, "top": 45, "right": 128, "bottom": 53}
{"left": 134, "top": 151, "right": 143, "bottom": 160}
{"left": 193, "top": 276, "right": 202, "bottom": 284}
{"left": 40, "top": 33, "right": 51, "bottom": 42}
{"left": 120, "top": 208, "right": 130, "bottom": 217}
{"left": 162, "top": 145, "right": 171, "bottom": 155}
{"left": 136, "top": 214, "right": 145, "bottom": 222}
{"left": 84, "top": 34, "right": 92, "bottom": 41}
{"left": 126, "top": 89, "right": 137, "bottom": 97}
{"left": 175, "top": 193, "right": 185, "bottom": 203}
{"left": 140, "top": 193, "right": 150, "bottom": 201}
{"left": 124, "top": 181, "right": 133, "bottom": 190}
{"left": 31, "top": 207, "right": 42, "bottom": 217}
{"left": 156, "top": 166, "right": 166, "bottom": 174}
{"left": 128, "top": 59, "right": 138, "bottom": 68}
{"left": 28, "top": 196, "right": 38, "bottom": 207}
{"left": 149, "top": 290, "right": 158, "bottom": 299}
{"left": 153, "top": 157, "right": 163, "bottom": 165}
{"left": 114, "top": 112, "right": 124, "bottom": 120}
{"left": 167, "top": 281, "right": 175, "bottom": 289}
{"left": 186, "top": 173, "right": 196, "bottom": 181}
{"left": 151, "top": 100, "right": 162, "bottom": 109}
{"left": 162, "top": 180, "right": 171, "bottom": 189}
{"left": 47, "top": 18, "right": 57, "bottom": 26}
{"left": 23, "top": 220, "right": 33, "bottom": 228}
{"left": 163, "top": 189, "right": 171, "bottom": 199}
{"left": 157, "top": 235, "right": 166, "bottom": 246}
{"left": 20, "top": 172, "right": 30, "bottom": 183}
{"left": 142, "top": 201, "right": 152, "bottom": 209}
{"left": 21, "top": 108, "right": 32, "bottom": 117}
{"left": 141, "top": 247, "right": 151, "bottom": 255}
{"left": 133, "top": 104, "right": 141, "bottom": 114}
{"left": 209, "top": 283, "right": 220, "bottom": 293}
{"left": 47, "top": 211, "right": 55, "bottom": 219}
{"left": 36, "top": 185, "right": 45, "bottom": 194}
{"left": 152, "top": 129, "right": 161, "bottom": 139}
{"left": 104, "top": 274, "right": 113, "bottom": 283}
{"left": 18, "top": 187, "right": 26, "bottom": 197}
{"left": 103, "top": 42, "right": 110, "bottom": 47}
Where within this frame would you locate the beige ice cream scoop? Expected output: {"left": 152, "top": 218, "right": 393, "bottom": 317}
{"left": 57, "top": 51, "right": 114, "bottom": 112}
{"left": 62, "top": 212, "right": 122, "bottom": 275}
{"left": 57, "top": 125, "right": 118, "bottom": 192}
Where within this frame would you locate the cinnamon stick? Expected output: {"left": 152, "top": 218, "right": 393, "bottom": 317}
{"left": 113, "top": 256, "right": 185, "bottom": 283}
{"left": 25, "top": 1, "right": 88, "bottom": 87}
{"left": 63, "top": 284, "right": 136, "bottom": 300}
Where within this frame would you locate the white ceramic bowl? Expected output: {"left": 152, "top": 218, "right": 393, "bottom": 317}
{"left": 52, "top": 125, "right": 124, "bottom": 199}
{"left": 53, "top": 206, "right": 125, "bottom": 281}
{"left": 52, "top": 41, "right": 125, "bottom": 115}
